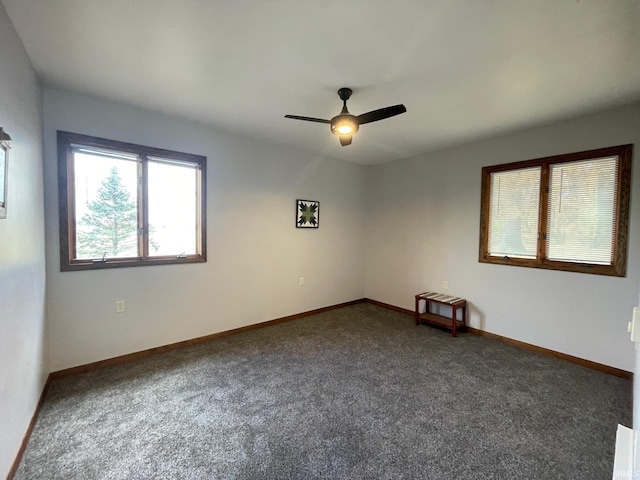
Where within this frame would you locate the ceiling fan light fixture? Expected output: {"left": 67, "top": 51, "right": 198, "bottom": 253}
{"left": 330, "top": 115, "right": 359, "bottom": 137}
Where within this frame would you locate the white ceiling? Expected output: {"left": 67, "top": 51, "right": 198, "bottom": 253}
{"left": 3, "top": 1, "right": 640, "bottom": 165}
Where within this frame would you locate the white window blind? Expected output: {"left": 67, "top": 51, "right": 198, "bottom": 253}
{"left": 546, "top": 156, "right": 618, "bottom": 264}
{"left": 488, "top": 166, "right": 541, "bottom": 259}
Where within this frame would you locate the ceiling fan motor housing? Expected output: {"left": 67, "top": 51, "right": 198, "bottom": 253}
{"left": 331, "top": 88, "right": 358, "bottom": 136}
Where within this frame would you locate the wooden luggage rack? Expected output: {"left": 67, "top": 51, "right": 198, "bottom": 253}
{"left": 415, "top": 292, "right": 467, "bottom": 337}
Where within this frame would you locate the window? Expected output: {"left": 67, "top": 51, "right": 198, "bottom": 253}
{"left": 479, "top": 144, "right": 632, "bottom": 276}
{"left": 58, "top": 131, "right": 206, "bottom": 271}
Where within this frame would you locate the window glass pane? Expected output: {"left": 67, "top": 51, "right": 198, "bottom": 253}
{"left": 546, "top": 156, "right": 617, "bottom": 264}
{"left": 73, "top": 152, "right": 139, "bottom": 259}
{"left": 488, "top": 167, "right": 541, "bottom": 259}
{"left": 148, "top": 159, "right": 198, "bottom": 256}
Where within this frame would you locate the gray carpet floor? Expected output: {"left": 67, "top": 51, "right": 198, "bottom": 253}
{"left": 15, "top": 303, "right": 631, "bottom": 479}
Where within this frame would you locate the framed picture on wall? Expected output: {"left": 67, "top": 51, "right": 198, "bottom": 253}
{"left": 0, "top": 128, "right": 11, "bottom": 219}
{"left": 296, "top": 199, "right": 319, "bottom": 228}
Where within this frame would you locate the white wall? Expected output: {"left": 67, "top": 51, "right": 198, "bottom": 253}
{"left": 43, "top": 87, "right": 366, "bottom": 371}
{"left": 364, "top": 103, "right": 640, "bottom": 372}
{"left": 0, "top": 3, "right": 46, "bottom": 478}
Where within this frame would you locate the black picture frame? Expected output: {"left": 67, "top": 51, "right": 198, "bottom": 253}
{"left": 296, "top": 199, "right": 319, "bottom": 228}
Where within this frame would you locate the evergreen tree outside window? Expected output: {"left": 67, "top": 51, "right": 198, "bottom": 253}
{"left": 58, "top": 131, "right": 206, "bottom": 271}
{"left": 76, "top": 165, "right": 138, "bottom": 259}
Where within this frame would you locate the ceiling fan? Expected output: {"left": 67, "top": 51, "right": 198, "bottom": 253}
{"left": 285, "top": 88, "right": 407, "bottom": 146}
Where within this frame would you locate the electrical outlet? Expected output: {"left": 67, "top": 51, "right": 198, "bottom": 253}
{"left": 299, "top": 277, "right": 305, "bottom": 286}
{"left": 115, "top": 300, "right": 126, "bottom": 313}
{"left": 442, "top": 281, "right": 449, "bottom": 290}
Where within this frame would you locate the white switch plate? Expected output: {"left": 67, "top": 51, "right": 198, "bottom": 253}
{"left": 299, "top": 277, "right": 305, "bottom": 286}
{"left": 613, "top": 424, "right": 640, "bottom": 479}
{"left": 631, "top": 307, "right": 640, "bottom": 343}
{"left": 442, "top": 281, "right": 448, "bottom": 290}
{"left": 115, "top": 300, "right": 126, "bottom": 313}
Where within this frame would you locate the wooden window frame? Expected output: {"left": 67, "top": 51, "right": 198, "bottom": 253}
{"left": 58, "top": 131, "right": 207, "bottom": 271}
{"left": 479, "top": 144, "right": 632, "bottom": 277}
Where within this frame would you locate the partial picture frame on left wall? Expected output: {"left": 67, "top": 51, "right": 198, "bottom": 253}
{"left": 0, "top": 127, "right": 11, "bottom": 219}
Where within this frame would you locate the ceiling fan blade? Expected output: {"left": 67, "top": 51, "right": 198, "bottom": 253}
{"left": 284, "top": 115, "right": 331, "bottom": 124}
{"left": 356, "top": 104, "right": 407, "bottom": 125}
{"left": 339, "top": 135, "right": 352, "bottom": 147}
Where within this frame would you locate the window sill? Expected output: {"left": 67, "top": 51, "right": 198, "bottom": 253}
{"left": 61, "top": 255, "right": 206, "bottom": 272}
{"left": 478, "top": 255, "right": 624, "bottom": 277}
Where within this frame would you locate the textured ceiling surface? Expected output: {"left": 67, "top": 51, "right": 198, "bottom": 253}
{"left": 3, "top": 0, "right": 640, "bottom": 165}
